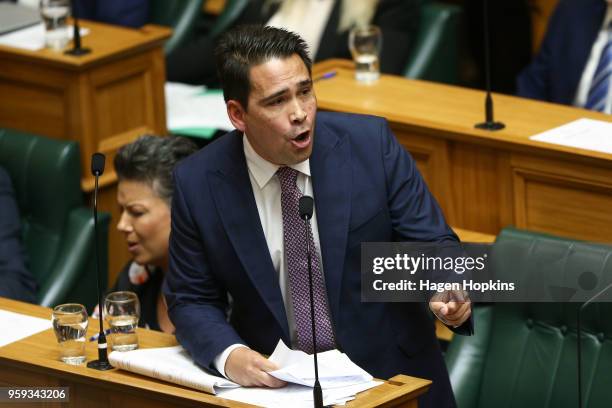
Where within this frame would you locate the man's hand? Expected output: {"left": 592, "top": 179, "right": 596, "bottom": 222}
{"left": 429, "top": 290, "right": 471, "bottom": 328}
{"left": 225, "top": 347, "right": 287, "bottom": 388}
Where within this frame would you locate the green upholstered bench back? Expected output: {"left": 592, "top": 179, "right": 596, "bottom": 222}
{"left": 0, "top": 128, "right": 109, "bottom": 308}
{"left": 446, "top": 227, "right": 612, "bottom": 408}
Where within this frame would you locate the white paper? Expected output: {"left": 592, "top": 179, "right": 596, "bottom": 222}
{"left": 108, "top": 345, "right": 239, "bottom": 394}
{"left": 218, "top": 380, "right": 382, "bottom": 408}
{"left": 530, "top": 118, "right": 612, "bottom": 154}
{"left": 0, "top": 23, "right": 89, "bottom": 51}
{"left": 165, "top": 82, "right": 234, "bottom": 132}
{"left": 268, "top": 340, "right": 373, "bottom": 388}
{"left": 0, "top": 309, "right": 52, "bottom": 347}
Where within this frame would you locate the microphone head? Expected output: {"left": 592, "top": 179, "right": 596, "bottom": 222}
{"left": 299, "top": 196, "right": 314, "bottom": 220}
{"left": 91, "top": 153, "right": 105, "bottom": 176}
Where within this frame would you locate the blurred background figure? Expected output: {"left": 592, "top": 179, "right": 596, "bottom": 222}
{"left": 167, "top": 0, "right": 422, "bottom": 86}
{"left": 517, "top": 0, "right": 612, "bottom": 113}
{"left": 73, "top": 0, "right": 149, "bottom": 28}
{"left": 96, "top": 135, "right": 198, "bottom": 333}
{"left": 0, "top": 166, "right": 37, "bottom": 303}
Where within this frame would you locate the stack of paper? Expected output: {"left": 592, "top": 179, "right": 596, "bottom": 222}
{"left": 108, "top": 340, "right": 382, "bottom": 407}
{"left": 0, "top": 23, "right": 89, "bottom": 51}
{"left": 108, "top": 346, "right": 239, "bottom": 394}
{"left": 165, "top": 82, "right": 234, "bottom": 139}
{"left": 0, "top": 309, "right": 52, "bottom": 347}
{"left": 218, "top": 341, "right": 382, "bottom": 407}
{"left": 530, "top": 118, "right": 612, "bottom": 154}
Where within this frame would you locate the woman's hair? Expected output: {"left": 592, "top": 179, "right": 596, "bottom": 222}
{"left": 114, "top": 135, "right": 198, "bottom": 205}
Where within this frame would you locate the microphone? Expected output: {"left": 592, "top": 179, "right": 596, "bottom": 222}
{"left": 298, "top": 195, "right": 324, "bottom": 408}
{"left": 65, "top": 0, "right": 91, "bottom": 56}
{"left": 577, "top": 280, "right": 612, "bottom": 408}
{"left": 87, "top": 153, "right": 112, "bottom": 371}
{"left": 474, "top": 0, "right": 504, "bottom": 131}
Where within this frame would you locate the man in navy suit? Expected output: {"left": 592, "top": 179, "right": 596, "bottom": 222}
{"left": 165, "top": 25, "right": 471, "bottom": 408}
{"left": 517, "top": 0, "right": 611, "bottom": 110}
{"left": 0, "top": 166, "right": 37, "bottom": 303}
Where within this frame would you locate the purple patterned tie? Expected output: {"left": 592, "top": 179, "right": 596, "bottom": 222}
{"left": 277, "top": 167, "right": 335, "bottom": 354}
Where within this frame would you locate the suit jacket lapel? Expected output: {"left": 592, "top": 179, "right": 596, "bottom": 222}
{"left": 209, "top": 132, "right": 290, "bottom": 342}
{"left": 311, "top": 118, "right": 351, "bottom": 325}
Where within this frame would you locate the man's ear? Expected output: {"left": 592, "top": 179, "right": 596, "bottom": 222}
{"left": 227, "top": 100, "right": 247, "bottom": 132}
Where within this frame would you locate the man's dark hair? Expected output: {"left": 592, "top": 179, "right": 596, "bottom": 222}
{"left": 114, "top": 135, "right": 198, "bottom": 205}
{"left": 214, "top": 25, "right": 312, "bottom": 110}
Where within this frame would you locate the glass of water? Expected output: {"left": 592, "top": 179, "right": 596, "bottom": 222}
{"left": 51, "top": 303, "right": 88, "bottom": 365}
{"left": 104, "top": 291, "right": 140, "bottom": 351}
{"left": 39, "top": 0, "right": 70, "bottom": 51}
{"left": 348, "top": 25, "right": 383, "bottom": 83}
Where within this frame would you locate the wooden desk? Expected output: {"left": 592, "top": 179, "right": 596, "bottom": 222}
{"left": 0, "top": 298, "right": 431, "bottom": 407}
{"left": 0, "top": 21, "right": 171, "bottom": 280}
{"left": 313, "top": 60, "right": 612, "bottom": 243}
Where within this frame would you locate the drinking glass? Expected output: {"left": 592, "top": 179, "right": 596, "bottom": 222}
{"left": 51, "top": 303, "right": 88, "bottom": 365}
{"left": 348, "top": 25, "right": 382, "bottom": 83}
{"left": 39, "top": 0, "right": 70, "bottom": 50}
{"left": 104, "top": 291, "right": 140, "bottom": 351}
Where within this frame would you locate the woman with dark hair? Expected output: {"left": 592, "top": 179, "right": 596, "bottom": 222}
{"left": 97, "top": 135, "right": 198, "bottom": 333}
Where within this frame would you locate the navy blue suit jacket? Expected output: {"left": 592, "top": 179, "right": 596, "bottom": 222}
{"left": 0, "top": 167, "right": 37, "bottom": 303}
{"left": 166, "top": 112, "right": 460, "bottom": 407}
{"left": 516, "top": 0, "right": 607, "bottom": 105}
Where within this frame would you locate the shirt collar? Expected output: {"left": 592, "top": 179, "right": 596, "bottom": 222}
{"left": 243, "top": 134, "right": 311, "bottom": 190}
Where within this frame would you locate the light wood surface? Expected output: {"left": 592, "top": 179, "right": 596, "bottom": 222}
{"left": 0, "top": 20, "right": 171, "bottom": 284}
{"left": 0, "top": 298, "right": 430, "bottom": 407}
{"left": 313, "top": 60, "right": 612, "bottom": 243}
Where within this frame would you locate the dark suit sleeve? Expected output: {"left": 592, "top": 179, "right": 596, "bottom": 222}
{"left": 378, "top": 120, "right": 473, "bottom": 335}
{"left": 379, "top": 119, "right": 456, "bottom": 244}
{"left": 516, "top": 0, "right": 565, "bottom": 101}
{"left": 0, "top": 168, "right": 37, "bottom": 303}
{"left": 164, "top": 170, "right": 244, "bottom": 371}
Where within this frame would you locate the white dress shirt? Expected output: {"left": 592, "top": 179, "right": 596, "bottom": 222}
{"left": 574, "top": 5, "right": 612, "bottom": 114}
{"left": 266, "top": 0, "right": 335, "bottom": 58}
{"left": 213, "top": 134, "right": 325, "bottom": 377}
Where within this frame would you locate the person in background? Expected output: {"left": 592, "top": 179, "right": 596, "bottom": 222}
{"left": 167, "top": 0, "right": 421, "bottom": 86}
{"left": 0, "top": 166, "right": 37, "bottom": 303}
{"left": 94, "top": 135, "right": 198, "bottom": 333}
{"left": 73, "top": 0, "right": 149, "bottom": 28}
{"left": 517, "top": 0, "right": 612, "bottom": 114}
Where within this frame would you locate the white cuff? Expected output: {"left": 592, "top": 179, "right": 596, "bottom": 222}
{"left": 214, "top": 344, "right": 249, "bottom": 378}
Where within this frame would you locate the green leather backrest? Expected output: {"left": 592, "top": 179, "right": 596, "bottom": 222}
{"left": 403, "top": 1, "right": 461, "bottom": 85}
{"left": 446, "top": 227, "right": 612, "bottom": 408}
{"left": 0, "top": 128, "right": 82, "bottom": 284}
{"left": 0, "top": 128, "right": 109, "bottom": 309}
{"left": 149, "top": 0, "right": 202, "bottom": 55}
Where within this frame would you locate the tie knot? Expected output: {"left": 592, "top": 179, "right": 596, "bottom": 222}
{"left": 276, "top": 166, "right": 299, "bottom": 191}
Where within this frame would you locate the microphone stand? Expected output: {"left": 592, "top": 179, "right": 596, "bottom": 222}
{"left": 65, "top": 0, "right": 91, "bottom": 56}
{"left": 474, "top": 0, "right": 504, "bottom": 131}
{"left": 299, "top": 196, "right": 324, "bottom": 408}
{"left": 577, "top": 281, "right": 612, "bottom": 408}
{"left": 87, "top": 153, "right": 112, "bottom": 371}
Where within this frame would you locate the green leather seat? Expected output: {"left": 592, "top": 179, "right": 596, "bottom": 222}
{"left": 149, "top": 0, "right": 202, "bottom": 55}
{"left": 445, "top": 227, "right": 612, "bottom": 408}
{"left": 0, "top": 129, "right": 109, "bottom": 309}
{"left": 403, "top": 1, "right": 461, "bottom": 85}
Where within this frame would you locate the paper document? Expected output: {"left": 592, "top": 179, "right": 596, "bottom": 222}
{"left": 0, "top": 309, "right": 52, "bottom": 347}
{"left": 218, "top": 380, "right": 382, "bottom": 408}
{"left": 165, "top": 82, "right": 234, "bottom": 137}
{"left": 108, "top": 345, "right": 239, "bottom": 394}
{"left": 268, "top": 340, "right": 373, "bottom": 388}
{"left": 0, "top": 23, "right": 89, "bottom": 51}
{"left": 530, "top": 118, "right": 612, "bottom": 154}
